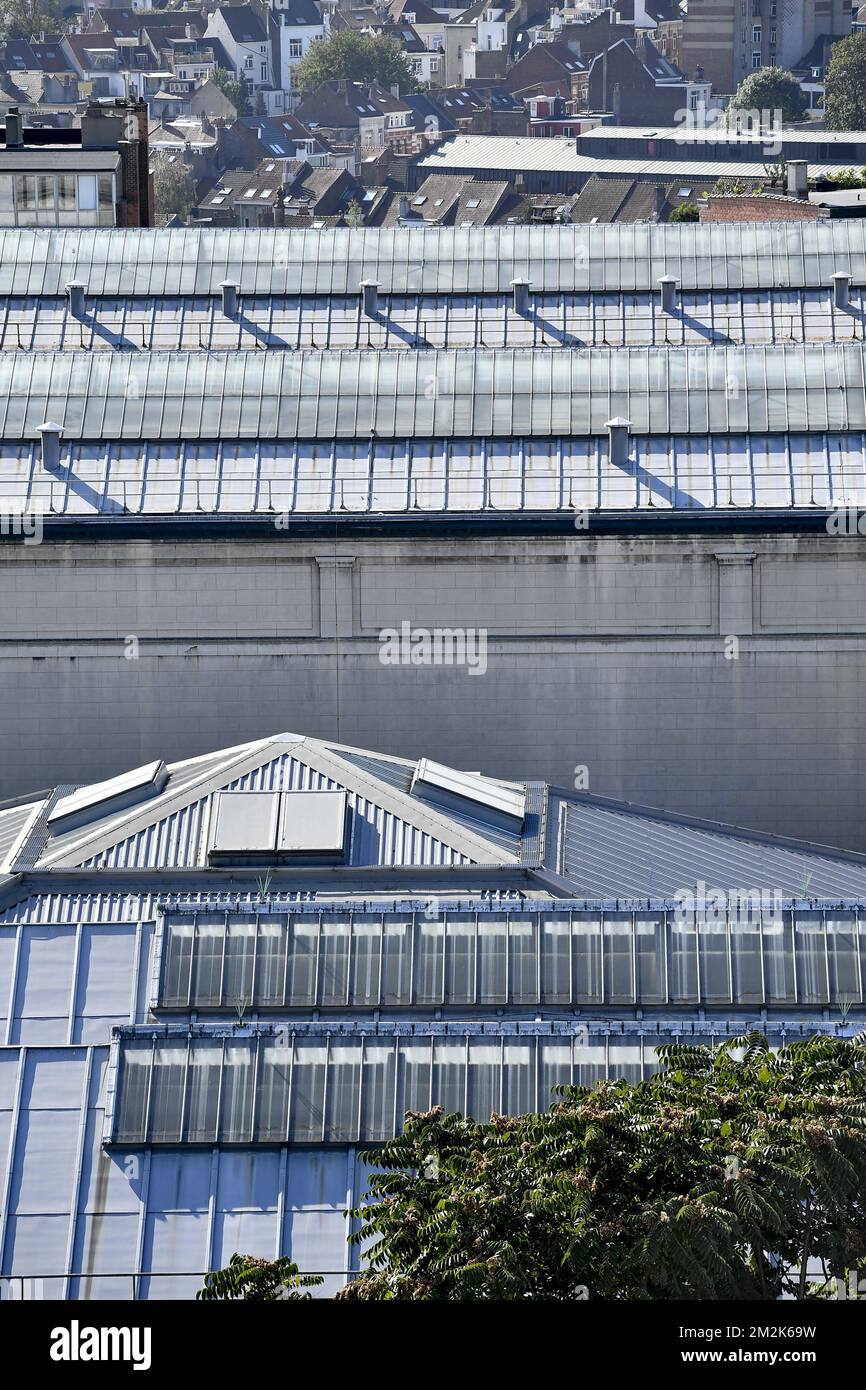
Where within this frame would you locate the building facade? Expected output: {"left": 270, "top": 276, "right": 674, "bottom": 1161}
{"left": 681, "top": 0, "right": 851, "bottom": 96}
{"left": 2, "top": 224, "right": 866, "bottom": 850}
{"left": 0, "top": 730, "right": 863, "bottom": 1298}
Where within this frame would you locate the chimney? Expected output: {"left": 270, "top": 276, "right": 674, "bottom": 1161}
{"left": 511, "top": 277, "right": 530, "bottom": 315}
{"left": 38, "top": 421, "right": 63, "bottom": 471}
{"left": 787, "top": 160, "right": 809, "bottom": 199}
{"left": 658, "top": 275, "right": 678, "bottom": 314}
{"left": 606, "top": 417, "right": 631, "bottom": 468}
{"left": 4, "top": 108, "right": 22, "bottom": 150}
{"left": 360, "top": 279, "right": 379, "bottom": 316}
{"left": 833, "top": 271, "right": 850, "bottom": 310}
{"left": 65, "top": 282, "right": 86, "bottom": 318}
{"left": 220, "top": 280, "right": 238, "bottom": 317}
{"left": 397, "top": 193, "right": 410, "bottom": 220}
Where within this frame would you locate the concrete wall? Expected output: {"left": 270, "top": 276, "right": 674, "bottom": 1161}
{"left": 2, "top": 532, "right": 866, "bottom": 849}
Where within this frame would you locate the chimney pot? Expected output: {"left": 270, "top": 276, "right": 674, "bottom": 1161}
{"left": 5, "top": 108, "right": 22, "bottom": 150}
{"left": 605, "top": 417, "right": 631, "bottom": 468}
{"left": 658, "top": 274, "right": 678, "bottom": 314}
{"left": 66, "top": 281, "right": 86, "bottom": 318}
{"left": 38, "top": 421, "right": 63, "bottom": 471}
{"left": 833, "top": 271, "right": 850, "bottom": 310}
{"left": 220, "top": 280, "right": 238, "bottom": 317}
{"left": 511, "top": 277, "right": 530, "bottom": 315}
{"left": 360, "top": 279, "right": 379, "bottom": 316}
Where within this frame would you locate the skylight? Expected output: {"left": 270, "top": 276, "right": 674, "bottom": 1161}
{"left": 411, "top": 758, "right": 524, "bottom": 830}
{"left": 49, "top": 759, "right": 168, "bottom": 835}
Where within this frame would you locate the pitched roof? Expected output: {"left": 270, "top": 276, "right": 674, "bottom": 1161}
{"left": 214, "top": 5, "right": 270, "bottom": 43}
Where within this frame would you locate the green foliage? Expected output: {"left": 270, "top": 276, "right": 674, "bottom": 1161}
{"left": 339, "top": 1034, "right": 866, "bottom": 1301}
{"left": 209, "top": 65, "right": 251, "bottom": 116}
{"left": 729, "top": 67, "right": 806, "bottom": 124}
{"left": 151, "top": 156, "right": 196, "bottom": 221}
{"left": 0, "top": 0, "right": 64, "bottom": 42}
{"left": 345, "top": 197, "right": 364, "bottom": 227}
{"left": 293, "top": 31, "right": 418, "bottom": 94}
{"left": 824, "top": 33, "right": 866, "bottom": 131}
{"left": 669, "top": 201, "right": 699, "bottom": 223}
{"left": 821, "top": 166, "right": 866, "bottom": 190}
{"left": 197, "top": 1254, "right": 323, "bottom": 1301}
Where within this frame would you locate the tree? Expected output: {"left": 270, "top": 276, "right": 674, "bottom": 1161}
{"left": 293, "top": 31, "right": 418, "bottom": 95}
{"left": 669, "top": 201, "right": 699, "bottom": 222}
{"left": 151, "top": 156, "right": 196, "bottom": 221}
{"left": 824, "top": 33, "right": 866, "bottom": 131}
{"left": 0, "top": 0, "right": 64, "bottom": 41}
{"left": 729, "top": 67, "right": 806, "bottom": 126}
{"left": 339, "top": 1033, "right": 866, "bottom": 1301}
{"left": 198, "top": 1254, "right": 323, "bottom": 1301}
{"left": 209, "top": 65, "right": 251, "bottom": 117}
{"left": 345, "top": 197, "right": 364, "bottom": 227}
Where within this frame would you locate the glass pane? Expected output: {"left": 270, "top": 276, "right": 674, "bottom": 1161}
{"left": 433, "top": 1041, "right": 466, "bottom": 1116}
{"left": 669, "top": 920, "right": 698, "bottom": 1001}
{"left": 699, "top": 923, "right": 730, "bottom": 1003}
{"left": 635, "top": 916, "right": 664, "bottom": 1003}
{"left": 382, "top": 917, "right": 411, "bottom": 1004}
{"left": 256, "top": 1039, "right": 291, "bottom": 1140}
{"left": 326, "top": 1044, "right": 360, "bottom": 1140}
{"left": 826, "top": 913, "right": 860, "bottom": 1003}
{"left": 290, "top": 1042, "right": 327, "bottom": 1141}
{"left": 255, "top": 919, "right": 287, "bottom": 1006}
{"left": 192, "top": 919, "right": 224, "bottom": 1005}
{"left": 319, "top": 918, "right": 350, "bottom": 1006}
{"left": 539, "top": 1040, "right": 570, "bottom": 1107}
{"left": 467, "top": 1041, "right": 499, "bottom": 1121}
{"left": 220, "top": 1044, "right": 254, "bottom": 1141}
{"left": 148, "top": 1045, "right": 186, "bottom": 1142}
{"left": 162, "top": 920, "right": 193, "bottom": 1006}
{"left": 361, "top": 1044, "right": 396, "bottom": 1141}
{"left": 502, "top": 1041, "right": 532, "bottom": 1115}
{"left": 795, "top": 913, "right": 827, "bottom": 1004}
{"left": 415, "top": 920, "right": 443, "bottom": 1004}
{"left": 350, "top": 922, "right": 381, "bottom": 1006}
{"left": 445, "top": 915, "right": 475, "bottom": 1005}
{"left": 541, "top": 916, "right": 570, "bottom": 1003}
{"left": 185, "top": 1041, "right": 221, "bottom": 1141}
{"left": 573, "top": 916, "right": 601, "bottom": 1002}
{"left": 731, "top": 921, "right": 763, "bottom": 1004}
{"left": 763, "top": 916, "right": 795, "bottom": 1003}
{"left": 395, "top": 1040, "right": 431, "bottom": 1127}
{"left": 477, "top": 920, "right": 506, "bottom": 1004}
{"left": 509, "top": 916, "right": 537, "bottom": 1003}
{"left": 286, "top": 917, "right": 317, "bottom": 1006}
{"left": 115, "top": 1045, "right": 151, "bottom": 1141}
{"left": 603, "top": 916, "right": 633, "bottom": 1004}
{"left": 223, "top": 921, "right": 256, "bottom": 1012}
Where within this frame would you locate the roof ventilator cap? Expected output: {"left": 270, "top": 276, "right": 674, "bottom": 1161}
{"left": 38, "top": 421, "right": 63, "bottom": 471}
{"left": 658, "top": 274, "right": 678, "bottom": 314}
{"left": 360, "top": 279, "right": 379, "bottom": 317}
{"left": 832, "top": 271, "right": 850, "bottom": 310}
{"left": 66, "top": 281, "right": 86, "bottom": 318}
{"left": 220, "top": 280, "right": 238, "bottom": 317}
{"left": 787, "top": 159, "right": 808, "bottom": 198}
{"left": 511, "top": 277, "right": 530, "bottom": 316}
{"left": 606, "top": 417, "right": 631, "bottom": 468}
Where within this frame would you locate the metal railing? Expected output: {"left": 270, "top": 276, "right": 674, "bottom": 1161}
{"left": 0, "top": 1269, "right": 359, "bottom": 1300}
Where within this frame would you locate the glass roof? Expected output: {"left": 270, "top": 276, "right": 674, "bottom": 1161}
{"left": 3, "top": 345, "right": 864, "bottom": 441}
{"left": 3, "top": 222, "right": 866, "bottom": 295}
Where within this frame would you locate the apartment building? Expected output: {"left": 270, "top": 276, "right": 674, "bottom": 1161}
{"left": 681, "top": 0, "right": 851, "bottom": 94}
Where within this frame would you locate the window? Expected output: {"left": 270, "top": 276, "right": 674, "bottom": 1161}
{"left": 244, "top": 54, "right": 253, "bottom": 68}
{"left": 77, "top": 173, "right": 97, "bottom": 211}
{"left": 289, "top": 38, "right": 302, "bottom": 57}
{"left": 260, "top": 62, "right": 267, "bottom": 79}
{"left": 0, "top": 174, "right": 13, "bottom": 224}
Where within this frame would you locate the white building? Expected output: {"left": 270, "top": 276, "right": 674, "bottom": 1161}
{"left": 205, "top": 5, "right": 274, "bottom": 90}
{"left": 269, "top": 0, "right": 326, "bottom": 96}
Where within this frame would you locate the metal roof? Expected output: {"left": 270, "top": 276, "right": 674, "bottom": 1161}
{"left": 577, "top": 124, "right": 866, "bottom": 147}
{"left": 4, "top": 287, "right": 866, "bottom": 351}
{"left": 3, "top": 345, "right": 865, "bottom": 442}
{"left": 416, "top": 134, "right": 858, "bottom": 181}
{"left": 0, "top": 150, "right": 120, "bottom": 172}
{"left": 2, "top": 431, "right": 865, "bottom": 517}
{"left": 558, "top": 795, "right": 866, "bottom": 899}
{"left": 6, "top": 223, "right": 866, "bottom": 295}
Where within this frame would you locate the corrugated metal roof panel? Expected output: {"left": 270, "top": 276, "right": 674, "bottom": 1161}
{"left": 559, "top": 798, "right": 866, "bottom": 898}
{"left": 4, "top": 432, "right": 864, "bottom": 516}
{"left": 4, "top": 223, "right": 866, "bottom": 296}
